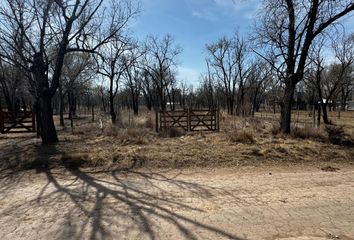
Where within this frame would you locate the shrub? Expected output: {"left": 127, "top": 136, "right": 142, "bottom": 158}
{"left": 270, "top": 124, "right": 280, "bottom": 136}
{"left": 120, "top": 128, "right": 149, "bottom": 145}
{"left": 249, "top": 118, "right": 266, "bottom": 131}
{"left": 228, "top": 128, "right": 255, "bottom": 144}
{"left": 159, "top": 127, "right": 186, "bottom": 138}
{"left": 145, "top": 117, "right": 155, "bottom": 129}
{"left": 292, "top": 126, "right": 326, "bottom": 141}
{"left": 103, "top": 124, "right": 150, "bottom": 145}
{"left": 103, "top": 124, "right": 120, "bottom": 137}
{"left": 325, "top": 125, "right": 354, "bottom": 147}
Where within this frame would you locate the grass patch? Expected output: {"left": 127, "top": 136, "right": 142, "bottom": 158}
{"left": 158, "top": 127, "right": 186, "bottom": 138}
{"left": 228, "top": 128, "right": 255, "bottom": 144}
{"left": 292, "top": 126, "right": 327, "bottom": 141}
{"left": 103, "top": 125, "right": 152, "bottom": 145}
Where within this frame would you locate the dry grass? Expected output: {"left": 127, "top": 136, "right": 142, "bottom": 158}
{"left": 291, "top": 126, "right": 327, "bottom": 141}
{"left": 227, "top": 128, "right": 255, "bottom": 144}
{"left": 255, "top": 110, "right": 354, "bottom": 129}
{"left": 105, "top": 127, "right": 152, "bottom": 145}
{"left": 1, "top": 110, "right": 354, "bottom": 172}
{"left": 158, "top": 127, "right": 186, "bottom": 138}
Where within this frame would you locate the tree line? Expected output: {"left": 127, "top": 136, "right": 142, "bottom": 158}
{"left": 1, "top": 0, "right": 354, "bottom": 144}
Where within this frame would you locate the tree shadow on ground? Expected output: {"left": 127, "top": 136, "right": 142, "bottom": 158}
{"left": 0, "top": 144, "right": 245, "bottom": 240}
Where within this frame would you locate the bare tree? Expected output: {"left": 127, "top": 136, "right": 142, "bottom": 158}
{"left": 142, "top": 35, "right": 182, "bottom": 111}
{"left": 0, "top": 59, "right": 28, "bottom": 112}
{"left": 206, "top": 33, "right": 250, "bottom": 115}
{"left": 140, "top": 69, "right": 155, "bottom": 111}
{"left": 0, "top": 0, "right": 137, "bottom": 143}
{"left": 60, "top": 52, "right": 94, "bottom": 128}
{"left": 178, "top": 81, "right": 190, "bottom": 109}
{"left": 199, "top": 60, "right": 215, "bottom": 109}
{"left": 254, "top": 0, "right": 354, "bottom": 133}
{"left": 307, "top": 34, "right": 354, "bottom": 124}
{"left": 332, "top": 33, "right": 354, "bottom": 110}
{"left": 123, "top": 43, "right": 143, "bottom": 115}
{"left": 247, "top": 60, "right": 272, "bottom": 117}
{"left": 307, "top": 38, "right": 327, "bottom": 124}
{"left": 96, "top": 37, "right": 132, "bottom": 124}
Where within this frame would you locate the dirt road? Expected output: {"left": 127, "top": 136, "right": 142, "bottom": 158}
{"left": 1, "top": 166, "right": 354, "bottom": 240}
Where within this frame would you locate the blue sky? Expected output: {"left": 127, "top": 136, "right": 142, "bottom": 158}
{"left": 131, "top": 0, "right": 354, "bottom": 86}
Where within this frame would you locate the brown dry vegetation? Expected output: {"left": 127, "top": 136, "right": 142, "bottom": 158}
{"left": 0, "top": 109, "right": 354, "bottom": 173}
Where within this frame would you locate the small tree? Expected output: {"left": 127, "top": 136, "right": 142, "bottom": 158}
{"left": 123, "top": 43, "right": 144, "bottom": 115}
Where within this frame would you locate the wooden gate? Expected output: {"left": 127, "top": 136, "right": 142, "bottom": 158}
{"left": 0, "top": 110, "right": 36, "bottom": 134}
{"left": 156, "top": 109, "right": 220, "bottom": 132}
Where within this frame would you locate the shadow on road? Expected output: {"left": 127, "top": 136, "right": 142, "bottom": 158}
{"left": 0, "top": 144, "right": 244, "bottom": 240}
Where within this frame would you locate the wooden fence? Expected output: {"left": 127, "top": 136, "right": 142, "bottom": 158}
{"left": 156, "top": 109, "right": 220, "bottom": 132}
{"left": 0, "top": 110, "right": 36, "bottom": 134}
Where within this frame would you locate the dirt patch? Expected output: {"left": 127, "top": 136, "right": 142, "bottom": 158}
{"left": 1, "top": 167, "right": 354, "bottom": 239}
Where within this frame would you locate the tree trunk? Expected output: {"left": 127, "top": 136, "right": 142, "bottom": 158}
{"left": 251, "top": 87, "right": 259, "bottom": 117}
{"left": 322, "top": 102, "right": 330, "bottom": 124}
{"left": 280, "top": 81, "right": 295, "bottom": 134}
{"left": 109, "top": 91, "right": 116, "bottom": 124}
{"left": 312, "top": 104, "right": 316, "bottom": 127}
{"left": 146, "top": 98, "right": 152, "bottom": 111}
{"left": 237, "top": 85, "right": 245, "bottom": 117}
{"left": 341, "top": 88, "right": 347, "bottom": 111}
{"left": 251, "top": 96, "right": 257, "bottom": 117}
{"left": 38, "top": 95, "right": 58, "bottom": 143}
{"left": 68, "top": 91, "right": 73, "bottom": 120}
{"left": 34, "top": 100, "right": 41, "bottom": 138}
{"left": 32, "top": 53, "right": 58, "bottom": 144}
{"left": 132, "top": 94, "right": 139, "bottom": 115}
{"left": 317, "top": 103, "right": 321, "bottom": 127}
{"left": 91, "top": 105, "right": 95, "bottom": 122}
{"left": 59, "top": 84, "right": 64, "bottom": 127}
{"left": 101, "top": 94, "right": 106, "bottom": 113}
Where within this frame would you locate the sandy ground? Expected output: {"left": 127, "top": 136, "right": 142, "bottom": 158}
{"left": 1, "top": 165, "right": 354, "bottom": 240}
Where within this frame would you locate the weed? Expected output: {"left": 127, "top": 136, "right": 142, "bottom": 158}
{"left": 270, "top": 124, "right": 280, "bottom": 135}
{"left": 159, "top": 127, "right": 186, "bottom": 138}
{"left": 292, "top": 126, "right": 327, "bottom": 141}
{"left": 325, "top": 125, "right": 354, "bottom": 147}
{"left": 228, "top": 128, "right": 255, "bottom": 144}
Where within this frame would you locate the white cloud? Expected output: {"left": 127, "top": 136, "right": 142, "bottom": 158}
{"left": 190, "top": 0, "right": 260, "bottom": 22}
{"left": 191, "top": 9, "right": 217, "bottom": 22}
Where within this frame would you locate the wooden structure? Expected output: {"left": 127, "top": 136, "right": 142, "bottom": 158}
{"left": 156, "top": 108, "right": 220, "bottom": 132}
{"left": 0, "top": 110, "right": 36, "bottom": 134}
